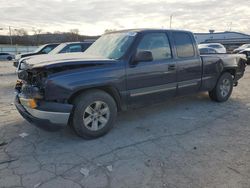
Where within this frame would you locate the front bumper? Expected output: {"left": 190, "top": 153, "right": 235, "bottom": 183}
{"left": 15, "top": 95, "right": 73, "bottom": 131}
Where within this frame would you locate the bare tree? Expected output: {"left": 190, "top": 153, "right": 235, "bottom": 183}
{"left": 69, "top": 29, "right": 80, "bottom": 41}
{"left": 15, "top": 28, "right": 28, "bottom": 36}
{"left": 32, "top": 28, "right": 43, "bottom": 45}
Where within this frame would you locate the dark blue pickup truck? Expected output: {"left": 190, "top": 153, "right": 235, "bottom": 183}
{"left": 15, "top": 29, "right": 247, "bottom": 139}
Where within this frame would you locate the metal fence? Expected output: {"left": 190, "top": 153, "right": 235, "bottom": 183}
{"left": 0, "top": 45, "right": 38, "bottom": 55}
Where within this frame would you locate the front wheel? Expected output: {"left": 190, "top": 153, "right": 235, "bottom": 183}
{"left": 209, "top": 72, "right": 233, "bottom": 102}
{"left": 71, "top": 90, "right": 117, "bottom": 139}
{"left": 7, "top": 56, "right": 13, "bottom": 61}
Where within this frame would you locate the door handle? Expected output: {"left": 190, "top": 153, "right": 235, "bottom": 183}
{"left": 168, "top": 64, "right": 176, "bottom": 71}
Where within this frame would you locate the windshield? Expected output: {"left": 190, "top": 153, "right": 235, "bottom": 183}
{"left": 34, "top": 45, "right": 46, "bottom": 53}
{"left": 49, "top": 43, "right": 67, "bottom": 54}
{"left": 208, "top": 44, "right": 222, "bottom": 49}
{"left": 84, "top": 32, "right": 137, "bottom": 59}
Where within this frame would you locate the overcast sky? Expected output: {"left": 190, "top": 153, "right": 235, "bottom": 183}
{"left": 0, "top": 0, "right": 249, "bottom": 36}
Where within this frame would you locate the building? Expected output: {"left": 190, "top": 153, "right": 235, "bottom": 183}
{"left": 194, "top": 31, "right": 250, "bottom": 52}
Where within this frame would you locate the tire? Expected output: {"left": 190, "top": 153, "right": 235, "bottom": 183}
{"left": 7, "top": 56, "right": 13, "bottom": 61}
{"left": 71, "top": 89, "right": 117, "bottom": 139}
{"left": 209, "top": 72, "right": 233, "bottom": 102}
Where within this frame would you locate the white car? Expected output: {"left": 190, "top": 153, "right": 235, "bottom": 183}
{"left": 233, "top": 44, "right": 250, "bottom": 54}
{"left": 0, "top": 52, "right": 14, "bottom": 61}
{"left": 199, "top": 47, "right": 219, "bottom": 54}
{"left": 198, "top": 43, "right": 227, "bottom": 54}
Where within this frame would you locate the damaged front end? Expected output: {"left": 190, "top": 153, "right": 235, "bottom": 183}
{"left": 16, "top": 68, "right": 46, "bottom": 100}
{"left": 15, "top": 64, "right": 73, "bottom": 131}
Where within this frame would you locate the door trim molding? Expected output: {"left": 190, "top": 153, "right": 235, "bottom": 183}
{"left": 130, "top": 83, "right": 176, "bottom": 97}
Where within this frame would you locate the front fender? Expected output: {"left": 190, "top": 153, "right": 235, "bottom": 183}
{"left": 44, "top": 63, "right": 126, "bottom": 102}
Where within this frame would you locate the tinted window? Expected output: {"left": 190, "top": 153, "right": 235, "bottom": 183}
{"left": 81, "top": 43, "right": 92, "bottom": 52}
{"left": 41, "top": 46, "right": 54, "bottom": 54}
{"left": 208, "top": 44, "right": 222, "bottom": 49}
{"left": 208, "top": 48, "right": 216, "bottom": 53}
{"left": 199, "top": 48, "right": 208, "bottom": 54}
{"left": 137, "top": 33, "right": 172, "bottom": 61}
{"left": 173, "top": 32, "right": 195, "bottom": 58}
{"left": 0, "top": 53, "right": 7, "bottom": 55}
{"left": 60, "top": 44, "right": 82, "bottom": 53}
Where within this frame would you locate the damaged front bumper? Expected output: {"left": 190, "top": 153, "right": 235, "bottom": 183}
{"left": 15, "top": 95, "right": 73, "bottom": 131}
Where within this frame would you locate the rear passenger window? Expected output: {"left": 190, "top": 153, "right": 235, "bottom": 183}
{"left": 173, "top": 32, "right": 195, "bottom": 58}
{"left": 137, "top": 33, "right": 172, "bottom": 61}
{"left": 61, "top": 44, "right": 82, "bottom": 53}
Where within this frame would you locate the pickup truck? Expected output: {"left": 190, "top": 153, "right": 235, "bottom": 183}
{"left": 15, "top": 29, "right": 247, "bottom": 139}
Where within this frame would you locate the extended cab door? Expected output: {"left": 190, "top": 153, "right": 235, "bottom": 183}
{"left": 126, "top": 32, "right": 177, "bottom": 107}
{"left": 171, "top": 31, "right": 202, "bottom": 95}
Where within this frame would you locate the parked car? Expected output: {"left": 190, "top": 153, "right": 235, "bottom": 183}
{"left": 49, "top": 41, "right": 94, "bottom": 54}
{"left": 16, "top": 41, "right": 94, "bottom": 70}
{"left": 233, "top": 44, "right": 250, "bottom": 54}
{"left": 198, "top": 43, "right": 227, "bottom": 53}
{"left": 199, "top": 47, "right": 219, "bottom": 54}
{"left": 13, "top": 43, "right": 60, "bottom": 67}
{"left": 0, "top": 52, "right": 15, "bottom": 61}
{"left": 15, "top": 29, "right": 247, "bottom": 139}
{"left": 238, "top": 48, "right": 250, "bottom": 65}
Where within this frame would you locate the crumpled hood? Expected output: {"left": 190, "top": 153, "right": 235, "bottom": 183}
{"left": 23, "top": 52, "right": 116, "bottom": 69}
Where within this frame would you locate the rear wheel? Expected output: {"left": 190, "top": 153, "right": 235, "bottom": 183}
{"left": 7, "top": 56, "right": 13, "bottom": 61}
{"left": 209, "top": 72, "right": 233, "bottom": 102}
{"left": 71, "top": 90, "right": 117, "bottom": 139}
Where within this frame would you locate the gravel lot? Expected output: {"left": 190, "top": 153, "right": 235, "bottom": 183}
{"left": 0, "top": 61, "right": 250, "bottom": 188}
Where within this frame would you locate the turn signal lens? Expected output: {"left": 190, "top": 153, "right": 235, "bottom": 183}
{"left": 28, "top": 99, "right": 37, "bottom": 109}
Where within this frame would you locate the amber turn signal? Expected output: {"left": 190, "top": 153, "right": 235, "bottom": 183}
{"left": 28, "top": 99, "right": 37, "bottom": 109}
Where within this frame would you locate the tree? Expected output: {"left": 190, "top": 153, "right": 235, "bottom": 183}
{"left": 104, "top": 29, "right": 116, "bottom": 33}
{"left": 32, "top": 28, "right": 43, "bottom": 45}
{"left": 69, "top": 29, "right": 80, "bottom": 41}
{"left": 15, "top": 28, "right": 28, "bottom": 36}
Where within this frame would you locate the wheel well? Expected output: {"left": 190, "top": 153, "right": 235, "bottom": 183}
{"left": 223, "top": 68, "right": 236, "bottom": 79}
{"left": 68, "top": 86, "right": 122, "bottom": 111}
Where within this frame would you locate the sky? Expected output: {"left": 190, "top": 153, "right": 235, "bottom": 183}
{"left": 0, "top": 0, "right": 250, "bottom": 36}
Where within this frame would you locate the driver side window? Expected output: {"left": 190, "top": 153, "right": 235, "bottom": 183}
{"left": 41, "top": 46, "right": 53, "bottom": 54}
{"left": 137, "top": 33, "right": 172, "bottom": 61}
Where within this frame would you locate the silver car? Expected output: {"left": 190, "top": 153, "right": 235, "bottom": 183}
{"left": 0, "top": 52, "right": 14, "bottom": 61}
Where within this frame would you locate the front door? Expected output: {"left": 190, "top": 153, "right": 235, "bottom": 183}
{"left": 126, "top": 32, "right": 177, "bottom": 108}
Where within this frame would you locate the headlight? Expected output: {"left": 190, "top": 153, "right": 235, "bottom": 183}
{"left": 18, "top": 70, "right": 28, "bottom": 80}
{"left": 20, "top": 62, "right": 26, "bottom": 70}
{"left": 15, "top": 54, "right": 21, "bottom": 60}
{"left": 20, "top": 60, "right": 30, "bottom": 70}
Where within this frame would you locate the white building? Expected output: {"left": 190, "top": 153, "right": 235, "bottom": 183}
{"left": 194, "top": 31, "right": 250, "bottom": 52}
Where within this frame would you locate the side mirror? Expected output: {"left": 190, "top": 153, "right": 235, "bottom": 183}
{"left": 133, "top": 51, "right": 153, "bottom": 64}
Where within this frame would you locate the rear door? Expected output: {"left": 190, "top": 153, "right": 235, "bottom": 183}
{"left": 172, "top": 31, "right": 202, "bottom": 95}
{"left": 126, "top": 32, "right": 177, "bottom": 107}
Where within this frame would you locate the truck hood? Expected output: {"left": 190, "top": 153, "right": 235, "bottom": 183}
{"left": 16, "top": 52, "right": 38, "bottom": 59}
{"left": 23, "top": 53, "right": 117, "bottom": 69}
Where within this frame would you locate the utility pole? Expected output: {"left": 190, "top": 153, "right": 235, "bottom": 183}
{"left": 169, "top": 14, "right": 173, "bottom": 29}
{"left": 9, "top": 26, "right": 13, "bottom": 46}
